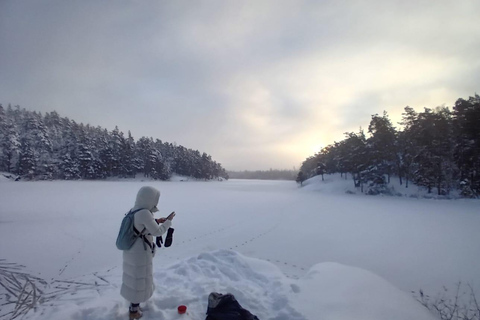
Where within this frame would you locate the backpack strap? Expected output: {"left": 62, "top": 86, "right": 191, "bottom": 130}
{"left": 134, "top": 226, "right": 154, "bottom": 252}
{"left": 131, "top": 208, "right": 155, "bottom": 253}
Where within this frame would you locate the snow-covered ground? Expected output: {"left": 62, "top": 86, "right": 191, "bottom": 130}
{"left": 1, "top": 175, "right": 479, "bottom": 320}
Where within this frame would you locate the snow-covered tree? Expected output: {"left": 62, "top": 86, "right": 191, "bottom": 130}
{"left": 17, "top": 140, "right": 36, "bottom": 179}
{"left": 0, "top": 118, "right": 20, "bottom": 172}
{"left": 453, "top": 94, "right": 480, "bottom": 196}
{"left": 298, "top": 93, "right": 479, "bottom": 197}
{"left": 0, "top": 104, "right": 226, "bottom": 181}
{"left": 367, "top": 111, "right": 397, "bottom": 183}
{"left": 60, "top": 153, "right": 80, "bottom": 180}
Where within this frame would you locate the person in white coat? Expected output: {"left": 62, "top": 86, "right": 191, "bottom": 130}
{"left": 121, "top": 186, "right": 175, "bottom": 319}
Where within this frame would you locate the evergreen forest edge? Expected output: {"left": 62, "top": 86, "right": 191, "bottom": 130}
{"left": 0, "top": 105, "right": 228, "bottom": 181}
{"left": 2, "top": 92, "right": 480, "bottom": 198}
{"left": 297, "top": 93, "right": 480, "bottom": 198}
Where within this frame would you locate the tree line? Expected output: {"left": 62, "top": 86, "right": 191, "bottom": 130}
{"left": 0, "top": 105, "right": 228, "bottom": 181}
{"left": 297, "top": 94, "right": 480, "bottom": 197}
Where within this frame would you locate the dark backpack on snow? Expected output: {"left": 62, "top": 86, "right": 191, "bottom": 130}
{"left": 205, "top": 292, "right": 259, "bottom": 320}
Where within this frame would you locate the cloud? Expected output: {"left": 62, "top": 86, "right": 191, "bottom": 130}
{"left": 1, "top": 0, "right": 479, "bottom": 170}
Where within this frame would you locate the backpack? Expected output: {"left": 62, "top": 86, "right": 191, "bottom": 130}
{"left": 205, "top": 292, "right": 259, "bottom": 320}
{"left": 115, "top": 208, "right": 146, "bottom": 250}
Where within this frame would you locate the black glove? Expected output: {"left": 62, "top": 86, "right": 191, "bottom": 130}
{"left": 156, "top": 236, "right": 163, "bottom": 248}
{"left": 165, "top": 228, "right": 174, "bottom": 247}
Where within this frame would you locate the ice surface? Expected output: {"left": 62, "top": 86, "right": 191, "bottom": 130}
{"left": 1, "top": 175, "right": 478, "bottom": 319}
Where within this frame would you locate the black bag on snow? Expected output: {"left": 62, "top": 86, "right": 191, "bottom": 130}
{"left": 205, "top": 292, "right": 259, "bottom": 320}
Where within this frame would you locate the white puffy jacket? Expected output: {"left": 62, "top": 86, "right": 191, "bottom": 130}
{"left": 120, "top": 186, "right": 172, "bottom": 303}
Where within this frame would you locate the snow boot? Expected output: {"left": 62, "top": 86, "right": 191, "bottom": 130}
{"left": 129, "top": 304, "right": 143, "bottom": 319}
{"left": 129, "top": 310, "right": 143, "bottom": 319}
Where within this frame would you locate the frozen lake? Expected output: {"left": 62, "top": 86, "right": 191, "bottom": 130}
{"left": 0, "top": 177, "right": 479, "bottom": 319}
{"left": 1, "top": 178, "right": 478, "bottom": 293}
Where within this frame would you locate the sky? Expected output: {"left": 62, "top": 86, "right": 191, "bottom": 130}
{"left": 1, "top": 1, "right": 479, "bottom": 171}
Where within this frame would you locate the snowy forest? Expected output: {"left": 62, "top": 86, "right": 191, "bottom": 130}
{"left": 298, "top": 94, "right": 480, "bottom": 198}
{"left": 0, "top": 105, "right": 228, "bottom": 181}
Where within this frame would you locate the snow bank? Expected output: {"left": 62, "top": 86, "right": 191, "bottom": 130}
{"left": 25, "top": 250, "right": 435, "bottom": 320}
{"left": 0, "top": 172, "right": 17, "bottom": 182}
{"left": 301, "top": 173, "right": 464, "bottom": 199}
{"left": 301, "top": 174, "right": 355, "bottom": 194}
{"left": 292, "top": 262, "right": 435, "bottom": 320}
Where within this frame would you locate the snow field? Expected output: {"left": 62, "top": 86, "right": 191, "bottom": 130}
{"left": 0, "top": 176, "right": 479, "bottom": 319}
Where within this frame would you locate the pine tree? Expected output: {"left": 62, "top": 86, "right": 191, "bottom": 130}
{"left": 43, "top": 111, "right": 65, "bottom": 178}
{"left": 367, "top": 111, "right": 397, "bottom": 183}
{"left": 296, "top": 170, "right": 306, "bottom": 186}
{"left": 398, "top": 106, "right": 420, "bottom": 188}
{"left": 136, "top": 136, "right": 154, "bottom": 178}
{"left": 110, "top": 126, "right": 124, "bottom": 177}
{"left": 0, "top": 104, "right": 5, "bottom": 167}
{"left": 0, "top": 118, "right": 20, "bottom": 173}
{"left": 60, "top": 153, "right": 80, "bottom": 180}
{"left": 77, "top": 141, "right": 95, "bottom": 179}
{"left": 410, "top": 107, "right": 456, "bottom": 195}
{"left": 342, "top": 130, "right": 368, "bottom": 189}
{"left": 18, "top": 140, "right": 36, "bottom": 179}
{"left": 153, "top": 139, "right": 171, "bottom": 180}
{"left": 453, "top": 94, "right": 480, "bottom": 196}
{"left": 124, "top": 131, "right": 137, "bottom": 178}
{"left": 200, "top": 152, "right": 213, "bottom": 180}
{"left": 98, "top": 130, "right": 115, "bottom": 179}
